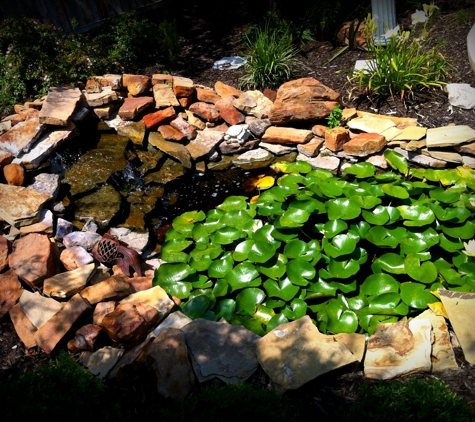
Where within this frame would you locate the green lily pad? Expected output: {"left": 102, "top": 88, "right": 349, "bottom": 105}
{"left": 283, "top": 239, "right": 307, "bottom": 258}
{"left": 153, "top": 263, "right": 193, "bottom": 299}
{"left": 350, "top": 195, "right": 382, "bottom": 210}
{"left": 236, "top": 288, "right": 266, "bottom": 316}
{"left": 267, "top": 314, "right": 290, "bottom": 331}
{"left": 318, "top": 220, "right": 348, "bottom": 239}
{"left": 327, "top": 257, "right": 360, "bottom": 279}
{"left": 344, "top": 162, "right": 376, "bottom": 178}
{"left": 362, "top": 206, "right": 390, "bottom": 225}
{"left": 441, "top": 220, "right": 475, "bottom": 240}
{"left": 361, "top": 273, "right": 399, "bottom": 296}
{"left": 366, "top": 226, "right": 405, "bottom": 248}
{"left": 208, "top": 252, "right": 234, "bottom": 278}
{"left": 257, "top": 254, "right": 288, "bottom": 279}
{"left": 400, "top": 282, "right": 438, "bottom": 309}
{"left": 431, "top": 204, "right": 472, "bottom": 223}
{"left": 323, "top": 233, "right": 359, "bottom": 258}
{"left": 305, "top": 278, "right": 338, "bottom": 299}
{"left": 248, "top": 240, "right": 277, "bottom": 264}
{"left": 172, "top": 210, "right": 206, "bottom": 235}
{"left": 182, "top": 294, "right": 211, "bottom": 319}
{"left": 398, "top": 205, "right": 435, "bottom": 227}
{"left": 211, "top": 226, "right": 243, "bottom": 245}
{"left": 359, "top": 314, "right": 399, "bottom": 335}
{"left": 439, "top": 233, "right": 464, "bottom": 252}
{"left": 382, "top": 183, "right": 410, "bottom": 199}
{"left": 318, "top": 181, "right": 344, "bottom": 198}
{"left": 384, "top": 149, "right": 408, "bottom": 175}
{"left": 190, "top": 256, "right": 213, "bottom": 271}
{"left": 287, "top": 258, "right": 316, "bottom": 286}
{"left": 264, "top": 277, "right": 300, "bottom": 301}
{"left": 212, "top": 298, "right": 236, "bottom": 321}
{"left": 233, "top": 239, "right": 254, "bottom": 261}
{"left": 368, "top": 292, "right": 408, "bottom": 315}
{"left": 224, "top": 262, "right": 261, "bottom": 291}
{"left": 160, "top": 239, "right": 193, "bottom": 263}
{"left": 212, "top": 279, "right": 229, "bottom": 297}
{"left": 282, "top": 298, "right": 308, "bottom": 320}
{"left": 279, "top": 207, "right": 310, "bottom": 227}
{"left": 327, "top": 198, "right": 361, "bottom": 220}
{"left": 325, "top": 297, "right": 359, "bottom": 333}
{"left": 404, "top": 253, "right": 438, "bottom": 283}
{"left": 256, "top": 200, "right": 284, "bottom": 217}
{"left": 288, "top": 198, "right": 323, "bottom": 214}
{"left": 220, "top": 209, "right": 254, "bottom": 229}
{"left": 350, "top": 221, "right": 371, "bottom": 238}
{"left": 372, "top": 253, "right": 406, "bottom": 274}
{"left": 218, "top": 195, "right": 249, "bottom": 211}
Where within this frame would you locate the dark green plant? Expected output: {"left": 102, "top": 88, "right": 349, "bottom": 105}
{"left": 0, "top": 351, "right": 123, "bottom": 421}
{"left": 159, "top": 381, "right": 300, "bottom": 422}
{"left": 154, "top": 154, "right": 475, "bottom": 337}
{"left": 346, "top": 377, "right": 475, "bottom": 422}
{"left": 326, "top": 105, "right": 343, "bottom": 128}
{"left": 157, "top": 19, "right": 180, "bottom": 62}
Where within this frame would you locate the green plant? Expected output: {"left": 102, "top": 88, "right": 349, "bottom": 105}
{"left": 326, "top": 105, "right": 343, "bottom": 128}
{"left": 159, "top": 381, "right": 300, "bottom": 422}
{"left": 0, "top": 351, "right": 123, "bottom": 421}
{"left": 153, "top": 154, "right": 475, "bottom": 337}
{"left": 239, "top": 22, "right": 306, "bottom": 90}
{"left": 346, "top": 377, "right": 475, "bottom": 422}
{"left": 348, "top": 12, "right": 449, "bottom": 100}
{"left": 157, "top": 19, "right": 180, "bottom": 62}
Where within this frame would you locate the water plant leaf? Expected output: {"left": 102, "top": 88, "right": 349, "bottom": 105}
{"left": 255, "top": 175, "right": 275, "bottom": 190}
{"left": 153, "top": 263, "right": 193, "bottom": 299}
{"left": 323, "top": 233, "right": 359, "bottom": 258}
{"left": 279, "top": 207, "right": 310, "bottom": 227}
{"left": 382, "top": 183, "right": 410, "bottom": 199}
{"left": 248, "top": 240, "right": 278, "bottom": 263}
{"left": 282, "top": 298, "right": 308, "bottom": 320}
{"left": 325, "top": 297, "right": 359, "bottom": 333}
{"left": 257, "top": 254, "right": 288, "bottom": 279}
{"left": 438, "top": 233, "right": 464, "bottom": 252}
{"left": 327, "top": 198, "right": 361, "bottom": 220}
{"left": 236, "top": 288, "right": 266, "bottom": 316}
{"left": 400, "top": 282, "right": 438, "bottom": 309}
{"left": 440, "top": 220, "right": 475, "bottom": 240}
{"left": 160, "top": 239, "right": 193, "bottom": 263}
{"left": 287, "top": 258, "right": 316, "bottom": 286}
{"left": 283, "top": 239, "right": 307, "bottom": 258}
{"left": 431, "top": 204, "right": 472, "bottom": 223}
{"left": 361, "top": 273, "right": 400, "bottom": 296}
{"left": 318, "top": 219, "right": 348, "bottom": 239}
{"left": 267, "top": 313, "right": 289, "bottom": 331}
{"left": 404, "top": 253, "right": 438, "bottom": 283}
{"left": 373, "top": 253, "right": 406, "bottom": 274}
{"left": 384, "top": 149, "right": 408, "bottom": 175}
{"left": 182, "top": 294, "right": 211, "bottom": 319}
{"left": 362, "top": 206, "right": 390, "bottom": 225}
{"left": 190, "top": 256, "right": 213, "bottom": 271}
{"left": 398, "top": 205, "right": 435, "bottom": 226}
{"left": 220, "top": 209, "right": 254, "bottom": 229}
{"left": 208, "top": 252, "right": 234, "bottom": 278}
{"left": 212, "top": 279, "right": 229, "bottom": 297}
{"left": 233, "top": 239, "right": 254, "bottom": 261}
{"left": 211, "top": 226, "right": 243, "bottom": 245}
{"left": 344, "top": 162, "right": 376, "bottom": 178}
{"left": 224, "top": 262, "right": 261, "bottom": 291}
{"left": 172, "top": 210, "right": 206, "bottom": 235}
{"left": 213, "top": 298, "right": 236, "bottom": 321}
{"left": 366, "top": 226, "right": 404, "bottom": 248}
{"left": 359, "top": 314, "right": 399, "bottom": 335}
{"left": 326, "top": 257, "right": 360, "bottom": 279}
{"left": 367, "top": 292, "right": 408, "bottom": 315}
{"left": 264, "top": 277, "right": 300, "bottom": 301}
{"left": 218, "top": 195, "right": 249, "bottom": 211}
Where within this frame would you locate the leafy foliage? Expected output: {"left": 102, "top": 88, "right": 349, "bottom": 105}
{"left": 326, "top": 105, "right": 343, "bottom": 128}
{"left": 346, "top": 377, "right": 475, "bottom": 422}
{"left": 154, "top": 154, "right": 475, "bottom": 337}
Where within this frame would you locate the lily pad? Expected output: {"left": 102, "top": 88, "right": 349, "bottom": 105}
{"left": 404, "top": 253, "right": 438, "bottom": 283}
{"left": 400, "top": 282, "right": 438, "bottom": 309}
{"left": 264, "top": 277, "right": 300, "bottom": 301}
{"left": 236, "top": 288, "right": 266, "bottom": 316}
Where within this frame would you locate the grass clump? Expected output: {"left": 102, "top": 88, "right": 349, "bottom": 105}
{"left": 347, "top": 377, "right": 475, "bottom": 422}
{"left": 0, "top": 351, "right": 123, "bottom": 421}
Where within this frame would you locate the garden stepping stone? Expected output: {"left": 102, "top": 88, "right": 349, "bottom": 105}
{"left": 355, "top": 110, "right": 417, "bottom": 128}
{"left": 379, "top": 126, "right": 403, "bottom": 141}
{"left": 438, "top": 289, "right": 475, "bottom": 365}
{"left": 79, "top": 346, "right": 125, "bottom": 378}
{"left": 185, "top": 129, "right": 224, "bottom": 161}
{"left": 181, "top": 318, "right": 260, "bottom": 385}
{"left": 414, "top": 309, "right": 458, "bottom": 372}
{"left": 426, "top": 125, "right": 475, "bottom": 148}
{"left": 422, "top": 149, "right": 463, "bottom": 163}
{"left": 153, "top": 83, "right": 180, "bottom": 108}
{"left": 364, "top": 319, "right": 432, "bottom": 380}
{"left": 257, "top": 316, "right": 358, "bottom": 394}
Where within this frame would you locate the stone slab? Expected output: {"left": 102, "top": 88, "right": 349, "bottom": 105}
{"left": 426, "top": 125, "right": 475, "bottom": 148}
{"left": 0, "top": 118, "right": 46, "bottom": 156}
{"left": 39, "top": 87, "right": 82, "bottom": 126}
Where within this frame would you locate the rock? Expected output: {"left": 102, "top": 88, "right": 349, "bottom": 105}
{"left": 9, "top": 233, "right": 56, "bottom": 288}
{"left": 0, "top": 269, "right": 23, "bottom": 318}
{"left": 364, "top": 319, "right": 432, "bottom": 380}
{"left": 158, "top": 124, "right": 187, "bottom": 142}
{"left": 101, "top": 301, "right": 160, "bottom": 344}
{"left": 415, "top": 309, "right": 458, "bottom": 372}
{"left": 19, "top": 209, "right": 54, "bottom": 236}
{"left": 3, "top": 163, "right": 25, "bottom": 185}
{"left": 233, "top": 90, "right": 273, "bottom": 119}
{"left": 455, "top": 142, "right": 475, "bottom": 155}
{"left": 422, "top": 149, "right": 463, "bottom": 163}
{"left": 0, "top": 118, "right": 46, "bottom": 157}
{"left": 296, "top": 154, "right": 340, "bottom": 172}
{"left": 172, "top": 76, "right": 195, "bottom": 98}
{"left": 123, "top": 74, "right": 152, "bottom": 96}
{"left": 297, "top": 137, "right": 324, "bottom": 157}
{"left": 143, "top": 106, "right": 176, "bottom": 130}
{"left": 438, "top": 289, "right": 475, "bottom": 365}
{"left": 0, "top": 120, "right": 12, "bottom": 135}
{"left": 0, "top": 235, "right": 11, "bottom": 272}
{"left": 245, "top": 116, "right": 271, "bottom": 137}
{"left": 27, "top": 173, "right": 61, "bottom": 200}
{"left": 405, "top": 139, "right": 427, "bottom": 151}
{"left": 19, "top": 290, "right": 63, "bottom": 329}
{"left": 394, "top": 147, "right": 447, "bottom": 168}
{"left": 60, "top": 246, "right": 94, "bottom": 270}
{"left": 0, "top": 150, "right": 13, "bottom": 168}
{"left": 333, "top": 332, "right": 366, "bottom": 364}
{"left": 67, "top": 324, "right": 103, "bottom": 353}
{"left": 153, "top": 84, "right": 180, "bottom": 108}
{"left": 233, "top": 148, "right": 274, "bottom": 166}
{"left": 393, "top": 126, "right": 426, "bottom": 141}
{"left": 80, "top": 87, "right": 119, "bottom": 107}
{"left": 118, "top": 97, "right": 155, "bottom": 120}
{"left": 119, "top": 285, "right": 175, "bottom": 321}
{"left": 146, "top": 328, "right": 195, "bottom": 398}
{"left": 39, "top": 87, "right": 82, "bottom": 126}
{"left": 262, "top": 126, "right": 313, "bottom": 145}
{"left": 79, "top": 346, "right": 125, "bottom": 378}
{"left": 93, "top": 301, "right": 116, "bottom": 326}
{"left": 426, "top": 125, "right": 475, "bottom": 148}
{"left": 355, "top": 110, "right": 417, "bottom": 129}
{"left": 186, "top": 129, "right": 224, "bottom": 161}
{"left": 263, "top": 88, "right": 277, "bottom": 102}
{"left": 107, "top": 338, "right": 154, "bottom": 379}
{"left": 214, "top": 81, "right": 242, "bottom": 98}
{"left": 179, "top": 96, "right": 194, "bottom": 108}
{"left": 108, "top": 228, "right": 149, "bottom": 254}
{"left": 43, "top": 262, "right": 96, "bottom": 299}
{"left": 445, "top": 83, "right": 475, "bottom": 109}
{"left": 196, "top": 87, "right": 221, "bottom": 104}
{"left": 170, "top": 116, "right": 197, "bottom": 140}
{"left": 343, "top": 132, "right": 387, "bottom": 157}
{"left": 224, "top": 124, "right": 252, "bottom": 144}
{"left": 85, "top": 78, "right": 102, "bottom": 93}
{"left": 463, "top": 155, "right": 475, "bottom": 168}
{"left": 215, "top": 96, "right": 246, "bottom": 126}
{"left": 9, "top": 303, "right": 37, "bottom": 349}
{"left": 324, "top": 127, "right": 350, "bottom": 152}
{"left": 63, "top": 231, "right": 102, "bottom": 251}
{"left": 182, "top": 318, "right": 260, "bottom": 384}
{"left": 126, "top": 276, "right": 153, "bottom": 292}
{"left": 80, "top": 276, "right": 133, "bottom": 305}
{"left": 269, "top": 78, "right": 341, "bottom": 125}
{"left": 347, "top": 116, "right": 395, "bottom": 133}
{"left": 149, "top": 132, "right": 192, "bottom": 169}
{"left": 366, "top": 154, "right": 388, "bottom": 169}
{"left": 188, "top": 102, "right": 220, "bottom": 123}
{"left": 148, "top": 311, "right": 192, "bottom": 339}
{"left": 116, "top": 120, "right": 146, "bottom": 145}
{"left": 260, "top": 142, "right": 297, "bottom": 156}
{"left": 185, "top": 109, "right": 206, "bottom": 130}
{"left": 257, "top": 316, "right": 358, "bottom": 393}
{"left": 144, "top": 158, "right": 186, "bottom": 185}
{"left": 98, "top": 74, "right": 122, "bottom": 90}
{"left": 152, "top": 73, "right": 173, "bottom": 86}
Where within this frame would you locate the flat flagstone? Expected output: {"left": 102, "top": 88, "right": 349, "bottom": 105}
{"left": 79, "top": 346, "right": 125, "bottom": 378}
{"left": 43, "top": 262, "right": 96, "bottom": 299}
{"left": 422, "top": 149, "right": 463, "bottom": 163}
{"left": 297, "top": 153, "right": 340, "bottom": 172}
{"left": 81, "top": 87, "right": 119, "bottom": 107}
{"left": 426, "top": 125, "right": 475, "bottom": 148}
{"left": 19, "top": 290, "right": 63, "bottom": 329}
{"left": 39, "top": 87, "right": 82, "bottom": 126}
{"left": 149, "top": 132, "right": 192, "bottom": 168}
{"left": 185, "top": 129, "right": 224, "bottom": 161}
{"left": 439, "top": 289, "right": 475, "bottom": 365}
{"left": 394, "top": 147, "right": 447, "bottom": 168}
{"left": 393, "top": 125, "right": 426, "bottom": 141}
{"left": 347, "top": 116, "right": 395, "bottom": 134}
{"left": 0, "top": 118, "right": 46, "bottom": 156}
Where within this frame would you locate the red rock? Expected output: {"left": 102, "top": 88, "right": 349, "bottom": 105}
{"left": 214, "top": 81, "right": 242, "bottom": 98}
{"left": 269, "top": 78, "right": 342, "bottom": 125}
{"left": 0, "top": 269, "right": 23, "bottom": 318}
{"left": 3, "top": 163, "right": 25, "bottom": 186}
{"left": 215, "top": 96, "right": 245, "bottom": 126}
{"left": 189, "top": 102, "right": 221, "bottom": 123}
{"left": 212, "top": 122, "right": 229, "bottom": 133}
{"left": 143, "top": 106, "right": 177, "bottom": 130}
{"left": 123, "top": 74, "right": 152, "bottom": 96}
{"left": 158, "top": 125, "right": 187, "bottom": 142}
{"left": 343, "top": 132, "right": 387, "bottom": 157}
{"left": 263, "top": 88, "right": 277, "bottom": 102}
{"left": 324, "top": 127, "right": 350, "bottom": 152}
{"left": 14, "top": 104, "right": 40, "bottom": 120}
{"left": 170, "top": 116, "right": 197, "bottom": 140}
{"left": 178, "top": 96, "right": 195, "bottom": 108}
{"left": 196, "top": 88, "right": 221, "bottom": 104}
{"left": 127, "top": 276, "right": 153, "bottom": 292}
{"left": 34, "top": 293, "right": 92, "bottom": 354}
{"left": 0, "top": 151, "right": 14, "bottom": 167}
{"left": 67, "top": 324, "right": 103, "bottom": 353}
{"left": 0, "top": 235, "right": 11, "bottom": 272}
{"left": 9, "top": 233, "right": 56, "bottom": 289}
{"left": 101, "top": 301, "right": 160, "bottom": 344}
{"left": 118, "top": 97, "right": 154, "bottom": 121}
{"left": 60, "top": 245, "right": 94, "bottom": 270}
{"left": 172, "top": 76, "right": 195, "bottom": 98}
{"left": 93, "top": 301, "right": 116, "bottom": 326}
{"left": 2, "top": 114, "right": 23, "bottom": 126}
{"left": 312, "top": 124, "right": 327, "bottom": 138}
{"left": 261, "top": 126, "right": 313, "bottom": 144}
{"left": 85, "top": 79, "right": 102, "bottom": 93}
{"left": 9, "top": 303, "right": 37, "bottom": 349}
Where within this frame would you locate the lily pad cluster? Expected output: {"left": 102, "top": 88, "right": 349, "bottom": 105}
{"left": 153, "top": 151, "right": 475, "bottom": 336}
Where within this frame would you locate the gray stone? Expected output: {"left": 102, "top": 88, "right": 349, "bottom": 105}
{"left": 426, "top": 125, "right": 475, "bottom": 148}
{"left": 62, "top": 231, "right": 102, "bottom": 251}
{"left": 260, "top": 142, "right": 297, "bottom": 156}
{"left": 109, "top": 228, "right": 149, "bottom": 254}
{"left": 296, "top": 153, "right": 340, "bottom": 172}
{"left": 148, "top": 311, "right": 192, "bottom": 339}
{"left": 394, "top": 147, "right": 447, "bottom": 168}
{"left": 186, "top": 129, "right": 224, "bottom": 161}
{"left": 55, "top": 218, "right": 73, "bottom": 240}
{"left": 445, "top": 83, "right": 475, "bottom": 109}
{"left": 148, "top": 132, "right": 192, "bottom": 169}
{"left": 27, "top": 173, "right": 61, "bottom": 200}
{"left": 19, "top": 290, "right": 63, "bottom": 329}
{"left": 233, "top": 148, "right": 274, "bottom": 164}
{"left": 79, "top": 346, "right": 125, "bottom": 378}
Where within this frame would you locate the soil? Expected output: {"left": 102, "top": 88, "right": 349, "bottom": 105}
{"left": 1, "top": 0, "right": 475, "bottom": 420}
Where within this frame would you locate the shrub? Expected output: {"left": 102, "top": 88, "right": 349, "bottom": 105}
{"left": 346, "top": 377, "right": 475, "bottom": 422}
{"left": 0, "top": 351, "right": 123, "bottom": 421}
{"left": 349, "top": 12, "right": 449, "bottom": 100}
{"left": 326, "top": 105, "right": 343, "bottom": 128}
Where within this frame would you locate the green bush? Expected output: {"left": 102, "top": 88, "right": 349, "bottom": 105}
{"left": 346, "top": 377, "right": 475, "bottom": 422}
{"left": 159, "top": 381, "right": 300, "bottom": 422}
{"left": 153, "top": 155, "right": 475, "bottom": 337}
{"left": 239, "top": 20, "right": 306, "bottom": 90}
{"left": 0, "top": 351, "right": 123, "bottom": 421}
{"left": 349, "top": 13, "right": 449, "bottom": 100}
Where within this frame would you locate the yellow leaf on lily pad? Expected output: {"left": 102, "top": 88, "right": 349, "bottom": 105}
{"left": 270, "top": 162, "right": 289, "bottom": 173}
{"left": 428, "top": 301, "right": 449, "bottom": 319}
{"left": 250, "top": 195, "right": 259, "bottom": 204}
{"left": 256, "top": 176, "right": 275, "bottom": 190}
